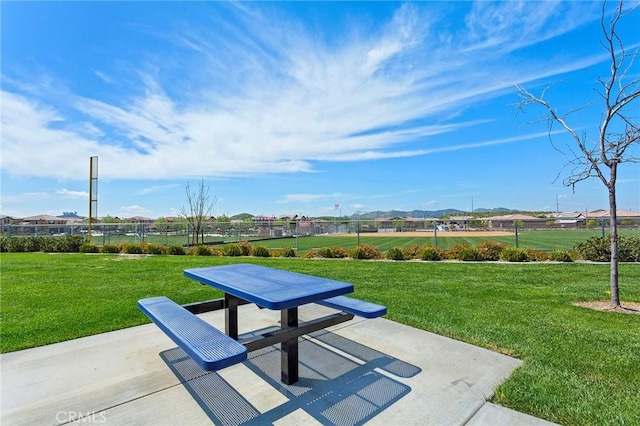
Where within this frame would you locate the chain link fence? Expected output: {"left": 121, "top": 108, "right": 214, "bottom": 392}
{"left": 2, "top": 217, "right": 638, "bottom": 247}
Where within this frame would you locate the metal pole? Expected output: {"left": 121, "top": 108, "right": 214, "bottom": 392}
{"left": 515, "top": 222, "right": 519, "bottom": 248}
{"left": 88, "top": 156, "right": 98, "bottom": 243}
{"left": 434, "top": 221, "right": 438, "bottom": 248}
{"left": 88, "top": 158, "right": 93, "bottom": 242}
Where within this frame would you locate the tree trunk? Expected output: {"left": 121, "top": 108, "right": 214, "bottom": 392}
{"left": 608, "top": 179, "right": 620, "bottom": 307}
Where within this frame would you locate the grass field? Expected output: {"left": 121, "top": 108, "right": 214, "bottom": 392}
{"left": 79, "top": 229, "right": 640, "bottom": 255}
{"left": 2, "top": 253, "right": 639, "bottom": 424}
{"left": 249, "top": 229, "right": 639, "bottom": 253}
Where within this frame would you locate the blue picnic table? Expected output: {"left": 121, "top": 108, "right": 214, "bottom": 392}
{"left": 139, "top": 263, "right": 386, "bottom": 385}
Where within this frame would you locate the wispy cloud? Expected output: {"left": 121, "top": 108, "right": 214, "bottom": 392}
{"left": 137, "top": 183, "right": 182, "bottom": 195}
{"left": 463, "top": 1, "right": 599, "bottom": 53}
{"left": 57, "top": 189, "right": 88, "bottom": 199}
{"left": 1, "top": 2, "right": 605, "bottom": 182}
{"left": 278, "top": 193, "right": 347, "bottom": 203}
{"left": 93, "top": 70, "right": 114, "bottom": 84}
{"left": 120, "top": 205, "right": 152, "bottom": 216}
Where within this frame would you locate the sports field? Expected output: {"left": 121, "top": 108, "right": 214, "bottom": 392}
{"left": 80, "top": 228, "right": 640, "bottom": 254}
{"left": 249, "top": 229, "right": 639, "bottom": 253}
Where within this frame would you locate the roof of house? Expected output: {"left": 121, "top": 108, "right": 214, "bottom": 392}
{"left": 587, "top": 209, "right": 640, "bottom": 218}
{"left": 484, "top": 214, "right": 540, "bottom": 221}
{"left": 21, "top": 215, "right": 68, "bottom": 222}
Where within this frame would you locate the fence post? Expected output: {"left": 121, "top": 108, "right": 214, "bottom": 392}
{"left": 434, "top": 221, "right": 438, "bottom": 248}
{"left": 601, "top": 218, "right": 605, "bottom": 238}
{"left": 515, "top": 222, "right": 519, "bottom": 248}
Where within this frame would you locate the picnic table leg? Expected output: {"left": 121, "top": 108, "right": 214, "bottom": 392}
{"left": 225, "top": 293, "right": 239, "bottom": 340}
{"left": 281, "top": 307, "right": 299, "bottom": 384}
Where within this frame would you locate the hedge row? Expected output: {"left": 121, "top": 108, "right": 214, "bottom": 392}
{"left": 1, "top": 236, "right": 639, "bottom": 262}
{"left": 0, "top": 235, "right": 85, "bottom": 253}
{"left": 303, "top": 242, "right": 576, "bottom": 262}
{"left": 75, "top": 240, "right": 299, "bottom": 258}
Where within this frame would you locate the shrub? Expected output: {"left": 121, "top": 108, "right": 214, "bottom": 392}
{"left": 526, "top": 249, "right": 549, "bottom": 262}
{"left": 316, "top": 247, "right": 349, "bottom": 258}
{"left": 317, "top": 247, "right": 334, "bottom": 258}
{"left": 57, "top": 235, "right": 84, "bottom": 252}
{"left": 446, "top": 243, "right": 471, "bottom": 260}
{"left": 402, "top": 244, "right": 423, "bottom": 259}
{"left": 223, "top": 243, "right": 243, "bottom": 257}
{"left": 349, "top": 246, "right": 367, "bottom": 259}
{"left": 210, "top": 246, "right": 223, "bottom": 256}
{"left": 386, "top": 247, "right": 405, "bottom": 261}
{"left": 574, "top": 236, "right": 610, "bottom": 262}
{"left": 5, "top": 237, "right": 27, "bottom": 252}
{"left": 102, "top": 244, "right": 122, "bottom": 254}
{"left": 122, "top": 243, "right": 144, "bottom": 254}
{"left": 40, "top": 237, "right": 61, "bottom": 253}
{"left": 500, "top": 247, "right": 529, "bottom": 262}
{"left": 304, "top": 249, "right": 321, "bottom": 258}
{"left": 238, "top": 241, "right": 253, "bottom": 256}
{"left": 619, "top": 236, "right": 640, "bottom": 262}
{"left": 147, "top": 244, "right": 166, "bottom": 255}
{"left": 0, "top": 236, "right": 6, "bottom": 252}
{"left": 418, "top": 245, "right": 445, "bottom": 261}
{"left": 195, "top": 245, "right": 212, "bottom": 256}
{"left": 251, "top": 246, "right": 271, "bottom": 257}
{"left": 167, "top": 245, "right": 186, "bottom": 255}
{"left": 330, "top": 246, "right": 349, "bottom": 258}
{"left": 477, "top": 241, "right": 507, "bottom": 261}
{"left": 279, "top": 247, "right": 297, "bottom": 258}
{"left": 455, "top": 245, "right": 484, "bottom": 261}
{"left": 79, "top": 242, "right": 100, "bottom": 253}
{"left": 24, "top": 236, "right": 43, "bottom": 252}
{"left": 549, "top": 249, "right": 573, "bottom": 262}
{"left": 349, "top": 244, "right": 382, "bottom": 260}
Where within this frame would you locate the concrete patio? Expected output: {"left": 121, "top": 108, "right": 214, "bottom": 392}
{"left": 2, "top": 303, "right": 555, "bottom": 425}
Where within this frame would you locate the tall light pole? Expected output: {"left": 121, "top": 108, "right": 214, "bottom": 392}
{"left": 88, "top": 156, "right": 98, "bottom": 242}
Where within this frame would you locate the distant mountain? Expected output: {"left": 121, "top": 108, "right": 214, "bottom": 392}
{"left": 352, "top": 207, "right": 519, "bottom": 219}
{"left": 230, "top": 213, "right": 254, "bottom": 220}
{"left": 471, "top": 207, "right": 518, "bottom": 214}
{"left": 353, "top": 209, "right": 465, "bottom": 219}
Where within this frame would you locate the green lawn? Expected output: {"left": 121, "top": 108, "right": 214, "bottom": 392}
{"left": 83, "top": 228, "right": 640, "bottom": 253}
{"left": 252, "top": 229, "right": 639, "bottom": 252}
{"left": 1, "top": 253, "right": 639, "bottom": 425}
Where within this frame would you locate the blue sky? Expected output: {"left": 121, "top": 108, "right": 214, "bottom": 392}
{"left": 2, "top": 1, "right": 639, "bottom": 219}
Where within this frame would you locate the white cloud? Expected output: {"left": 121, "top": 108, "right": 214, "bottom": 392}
{"left": 0, "top": 2, "right": 610, "bottom": 182}
{"left": 120, "top": 205, "right": 152, "bottom": 216}
{"left": 57, "top": 189, "right": 88, "bottom": 199}
{"left": 463, "top": 1, "right": 598, "bottom": 53}
{"left": 278, "top": 193, "right": 346, "bottom": 203}
{"left": 93, "top": 70, "right": 114, "bottom": 84}
{"left": 137, "top": 183, "right": 181, "bottom": 195}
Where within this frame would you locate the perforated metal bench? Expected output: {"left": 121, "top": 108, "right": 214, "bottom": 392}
{"left": 138, "top": 296, "right": 247, "bottom": 371}
{"left": 316, "top": 296, "right": 387, "bottom": 318}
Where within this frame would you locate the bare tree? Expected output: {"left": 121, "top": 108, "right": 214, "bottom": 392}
{"left": 181, "top": 179, "right": 218, "bottom": 245}
{"left": 515, "top": 0, "right": 639, "bottom": 308}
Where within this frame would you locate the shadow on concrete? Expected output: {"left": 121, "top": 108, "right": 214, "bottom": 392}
{"left": 160, "top": 329, "right": 421, "bottom": 426}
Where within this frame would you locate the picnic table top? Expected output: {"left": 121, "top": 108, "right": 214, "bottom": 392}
{"left": 183, "top": 263, "right": 354, "bottom": 310}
